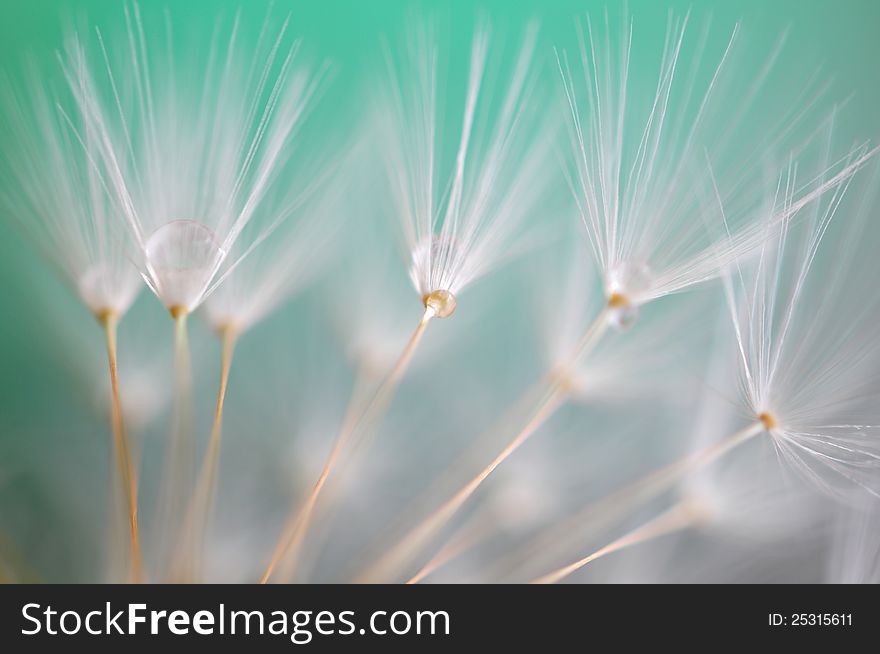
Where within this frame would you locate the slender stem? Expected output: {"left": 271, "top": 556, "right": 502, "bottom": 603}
{"left": 196, "top": 325, "right": 237, "bottom": 567}
{"left": 569, "top": 306, "right": 611, "bottom": 364}
{"left": 99, "top": 311, "right": 143, "bottom": 583}
{"left": 359, "top": 387, "right": 566, "bottom": 583}
{"left": 260, "top": 306, "right": 436, "bottom": 584}
{"left": 172, "top": 313, "right": 193, "bottom": 475}
{"left": 173, "top": 311, "right": 194, "bottom": 495}
{"left": 406, "top": 512, "right": 490, "bottom": 584}
{"left": 530, "top": 501, "right": 702, "bottom": 584}
{"left": 376, "top": 374, "right": 552, "bottom": 553}
{"left": 161, "top": 310, "right": 194, "bottom": 579}
{"left": 173, "top": 324, "right": 237, "bottom": 582}
{"left": 277, "top": 367, "right": 378, "bottom": 583}
{"left": 358, "top": 309, "right": 610, "bottom": 583}
{"left": 494, "top": 421, "right": 766, "bottom": 581}
{"left": 362, "top": 306, "right": 609, "bottom": 567}
{"left": 259, "top": 427, "right": 346, "bottom": 585}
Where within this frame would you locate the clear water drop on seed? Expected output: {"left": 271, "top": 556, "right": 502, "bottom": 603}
{"left": 144, "top": 220, "right": 225, "bottom": 311}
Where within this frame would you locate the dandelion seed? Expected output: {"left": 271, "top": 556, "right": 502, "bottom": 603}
{"left": 722, "top": 152, "right": 880, "bottom": 498}
{"left": 397, "top": 239, "right": 709, "bottom": 583}
{"left": 557, "top": 12, "right": 876, "bottom": 325}
{"left": 59, "top": 4, "right": 327, "bottom": 578}
{"left": 360, "top": 236, "right": 696, "bottom": 582}
{"left": 175, "top": 171, "right": 341, "bottom": 582}
{"left": 1, "top": 73, "right": 142, "bottom": 322}
{"left": 529, "top": 369, "right": 819, "bottom": 584}
{"left": 0, "top": 70, "right": 141, "bottom": 319}
{"left": 259, "top": 18, "right": 550, "bottom": 583}
{"left": 201, "top": 214, "right": 333, "bottom": 336}
{"left": 361, "top": 13, "right": 879, "bottom": 583}
{"left": 266, "top": 231, "right": 460, "bottom": 583}
{"left": 522, "top": 132, "right": 880, "bottom": 584}
{"left": 1, "top": 63, "right": 144, "bottom": 581}
{"left": 380, "top": 18, "right": 551, "bottom": 316}
{"left": 63, "top": 6, "right": 327, "bottom": 318}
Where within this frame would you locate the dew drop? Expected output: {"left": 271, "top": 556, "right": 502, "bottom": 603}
{"left": 604, "top": 261, "right": 652, "bottom": 331}
{"left": 608, "top": 303, "right": 639, "bottom": 331}
{"left": 143, "top": 220, "right": 225, "bottom": 312}
{"left": 605, "top": 261, "right": 653, "bottom": 299}
{"left": 423, "top": 289, "right": 457, "bottom": 318}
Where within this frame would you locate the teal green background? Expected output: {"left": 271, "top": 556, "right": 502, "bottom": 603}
{"left": 0, "top": 1, "right": 878, "bottom": 581}
{"left": 4, "top": 0, "right": 879, "bottom": 400}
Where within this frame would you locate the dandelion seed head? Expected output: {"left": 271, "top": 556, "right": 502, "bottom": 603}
{"left": 559, "top": 13, "right": 875, "bottom": 311}
{"left": 201, "top": 164, "right": 345, "bottom": 335}
{"left": 724, "top": 152, "right": 880, "bottom": 499}
{"left": 379, "top": 19, "right": 552, "bottom": 311}
{"left": 63, "top": 6, "right": 328, "bottom": 315}
{"left": 76, "top": 261, "right": 141, "bottom": 316}
{"left": 758, "top": 411, "right": 777, "bottom": 431}
{"left": 1, "top": 64, "right": 142, "bottom": 318}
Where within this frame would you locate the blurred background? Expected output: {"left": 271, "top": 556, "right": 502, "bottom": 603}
{"left": 1, "top": 0, "right": 878, "bottom": 582}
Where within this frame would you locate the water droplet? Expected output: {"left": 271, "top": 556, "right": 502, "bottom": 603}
{"left": 605, "top": 261, "right": 653, "bottom": 300}
{"left": 423, "top": 289, "right": 457, "bottom": 318}
{"left": 604, "top": 261, "right": 652, "bottom": 330}
{"left": 143, "top": 220, "right": 225, "bottom": 311}
{"left": 608, "top": 302, "right": 639, "bottom": 331}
